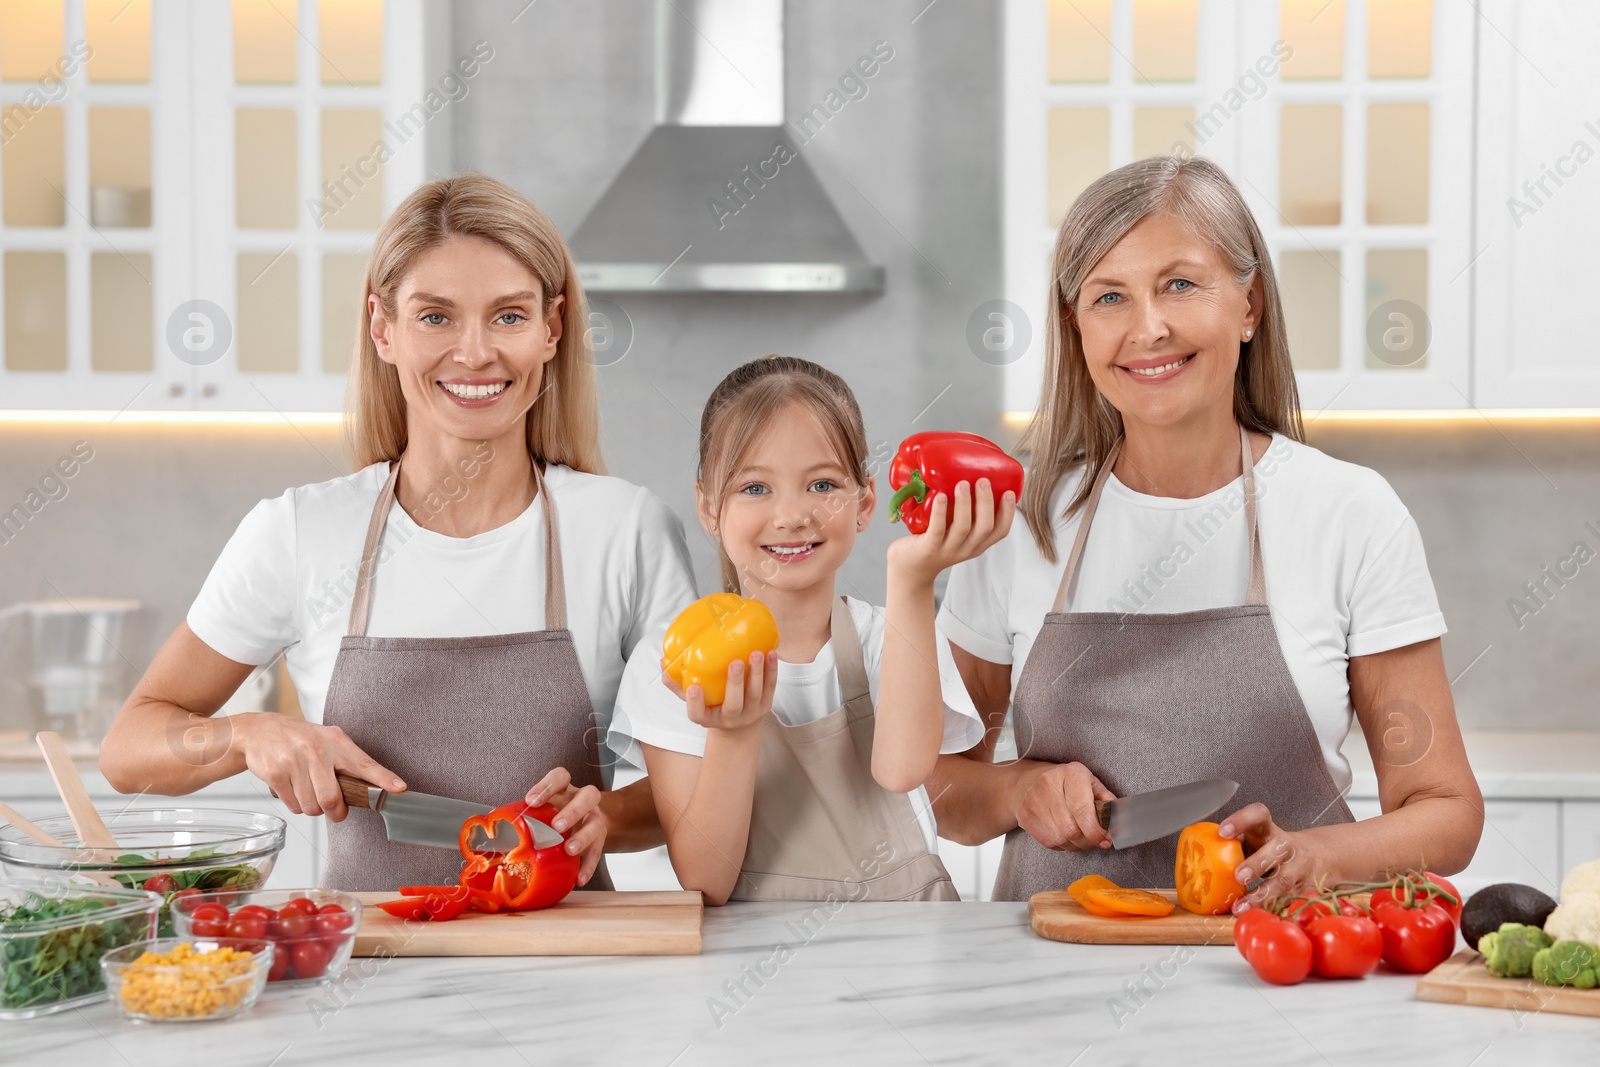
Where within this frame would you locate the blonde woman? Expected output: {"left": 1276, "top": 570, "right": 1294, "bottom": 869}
{"left": 932, "top": 156, "right": 1483, "bottom": 905}
{"left": 102, "top": 175, "right": 696, "bottom": 891}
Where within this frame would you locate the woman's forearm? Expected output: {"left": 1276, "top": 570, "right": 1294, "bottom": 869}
{"left": 655, "top": 731, "right": 764, "bottom": 905}
{"left": 100, "top": 696, "right": 252, "bottom": 796}
{"left": 599, "top": 777, "right": 665, "bottom": 852}
{"left": 927, "top": 752, "right": 1050, "bottom": 846}
{"left": 873, "top": 570, "right": 946, "bottom": 792}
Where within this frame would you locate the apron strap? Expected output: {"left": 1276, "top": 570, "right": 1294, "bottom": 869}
{"left": 829, "top": 596, "right": 872, "bottom": 706}
{"left": 346, "top": 456, "right": 569, "bottom": 637}
{"left": 1048, "top": 426, "right": 1267, "bottom": 614}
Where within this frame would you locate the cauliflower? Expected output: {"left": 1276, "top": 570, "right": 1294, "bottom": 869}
{"left": 1559, "top": 858, "right": 1600, "bottom": 901}
{"left": 1531, "top": 940, "right": 1600, "bottom": 988}
{"left": 1544, "top": 895, "right": 1600, "bottom": 945}
{"left": 1480, "top": 923, "right": 1553, "bottom": 978}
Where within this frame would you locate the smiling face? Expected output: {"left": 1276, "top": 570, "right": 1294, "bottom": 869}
{"left": 698, "top": 399, "right": 876, "bottom": 596}
{"left": 369, "top": 234, "right": 563, "bottom": 443}
{"left": 1070, "top": 212, "right": 1262, "bottom": 433}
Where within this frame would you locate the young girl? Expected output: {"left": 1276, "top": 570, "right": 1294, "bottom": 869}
{"left": 608, "top": 356, "right": 1015, "bottom": 904}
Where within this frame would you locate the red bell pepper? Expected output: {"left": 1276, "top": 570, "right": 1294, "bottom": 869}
{"left": 374, "top": 884, "right": 473, "bottom": 921}
{"left": 887, "top": 432, "right": 1024, "bottom": 534}
{"left": 457, "top": 801, "right": 580, "bottom": 912}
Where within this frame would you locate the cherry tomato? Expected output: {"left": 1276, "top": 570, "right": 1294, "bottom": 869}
{"left": 142, "top": 874, "right": 176, "bottom": 894}
{"left": 226, "top": 916, "right": 268, "bottom": 940}
{"left": 1242, "top": 915, "right": 1314, "bottom": 985}
{"left": 275, "top": 911, "right": 312, "bottom": 939}
{"left": 170, "top": 888, "right": 202, "bottom": 908}
{"left": 234, "top": 904, "right": 276, "bottom": 923}
{"left": 315, "top": 903, "right": 347, "bottom": 916}
{"left": 1307, "top": 915, "right": 1383, "bottom": 979}
{"left": 280, "top": 898, "right": 318, "bottom": 918}
{"left": 290, "top": 940, "right": 332, "bottom": 979}
{"left": 1288, "top": 898, "right": 1363, "bottom": 929}
{"left": 188, "top": 902, "right": 230, "bottom": 923}
{"left": 267, "top": 946, "right": 290, "bottom": 982}
{"left": 190, "top": 918, "right": 228, "bottom": 938}
{"left": 313, "top": 909, "right": 354, "bottom": 936}
{"left": 1372, "top": 900, "right": 1456, "bottom": 974}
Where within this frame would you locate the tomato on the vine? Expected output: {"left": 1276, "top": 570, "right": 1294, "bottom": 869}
{"left": 1242, "top": 914, "right": 1314, "bottom": 985}
{"left": 1371, "top": 874, "right": 1462, "bottom": 926}
{"left": 1233, "top": 907, "right": 1278, "bottom": 957}
{"left": 1371, "top": 900, "right": 1456, "bottom": 973}
{"left": 1306, "top": 915, "right": 1383, "bottom": 979}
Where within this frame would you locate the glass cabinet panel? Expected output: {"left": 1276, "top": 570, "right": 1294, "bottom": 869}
{"left": 319, "top": 109, "right": 385, "bottom": 230}
{"left": 1366, "top": 102, "right": 1429, "bottom": 224}
{"left": 235, "top": 108, "right": 299, "bottom": 229}
{"left": 1277, "top": 250, "right": 1342, "bottom": 371}
{"left": 91, "top": 252, "right": 153, "bottom": 371}
{"left": 89, "top": 107, "right": 152, "bottom": 228}
{"left": 1365, "top": 248, "right": 1428, "bottom": 369}
{"left": 0, "top": 0, "right": 64, "bottom": 82}
{"left": 319, "top": 0, "right": 383, "bottom": 85}
{"left": 1368, "top": 0, "right": 1431, "bottom": 79}
{"left": 233, "top": 0, "right": 297, "bottom": 84}
{"left": 1132, "top": 0, "right": 1197, "bottom": 83}
{"left": 2, "top": 106, "right": 65, "bottom": 227}
{"left": 85, "top": 0, "right": 150, "bottom": 83}
{"left": 1048, "top": 107, "right": 1110, "bottom": 226}
{"left": 321, "top": 252, "right": 367, "bottom": 373}
{"left": 1047, "top": 0, "right": 1112, "bottom": 83}
{"left": 238, "top": 251, "right": 300, "bottom": 372}
{"left": 1279, "top": 0, "right": 1344, "bottom": 81}
{"left": 1279, "top": 104, "right": 1342, "bottom": 225}
{"left": 4, "top": 251, "right": 68, "bottom": 371}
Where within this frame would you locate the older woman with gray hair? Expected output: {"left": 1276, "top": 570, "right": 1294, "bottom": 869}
{"left": 932, "top": 155, "right": 1482, "bottom": 906}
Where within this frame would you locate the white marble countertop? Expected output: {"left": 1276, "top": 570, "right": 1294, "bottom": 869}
{"left": 1344, "top": 729, "right": 1600, "bottom": 799}
{"left": 6, "top": 901, "right": 1596, "bottom": 1066}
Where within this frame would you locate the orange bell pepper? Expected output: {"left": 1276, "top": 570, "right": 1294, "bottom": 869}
{"left": 1174, "top": 821, "right": 1246, "bottom": 915}
{"left": 1067, "top": 874, "right": 1125, "bottom": 917}
{"left": 457, "top": 801, "right": 580, "bottom": 912}
{"left": 660, "top": 593, "right": 780, "bottom": 707}
{"left": 1082, "top": 886, "right": 1176, "bottom": 917}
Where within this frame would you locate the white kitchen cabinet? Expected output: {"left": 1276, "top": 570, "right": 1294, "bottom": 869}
{"left": 1471, "top": 0, "right": 1600, "bottom": 407}
{"left": 1561, "top": 801, "right": 1600, "bottom": 887}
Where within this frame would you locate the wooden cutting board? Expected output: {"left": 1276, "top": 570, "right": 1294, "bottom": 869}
{"left": 351, "top": 890, "right": 703, "bottom": 957}
{"left": 1417, "top": 950, "right": 1600, "bottom": 1017}
{"left": 1029, "top": 889, "right": 1236, "bottom": 945}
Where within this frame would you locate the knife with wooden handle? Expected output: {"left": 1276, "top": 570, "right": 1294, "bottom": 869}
{"left": 334, "top": 774, "right": 565, "bottom": 851}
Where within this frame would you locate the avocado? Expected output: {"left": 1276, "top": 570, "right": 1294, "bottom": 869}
{"left": 1461, "top": 883, "right": 1559, "bottom": 950}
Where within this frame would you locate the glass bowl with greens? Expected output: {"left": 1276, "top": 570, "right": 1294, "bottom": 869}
{"left": 0, "top": 809, "right": 285, "bottom": 938}
{"left": 0, "top": 883, "right": 161, "bottom": 1019}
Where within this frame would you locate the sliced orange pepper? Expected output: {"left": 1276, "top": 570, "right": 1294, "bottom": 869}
{"left": 1067, "top": 875, "right": 1124, "bottom": 917}
{"left": 1082, "top": 886, "right": 1176, "bottom": 917}
{"left": 1174, "top": 821, "right": 1246, "bottom": 915}
{"left": 661, "top": 593, "right": 780, "bottom": 706}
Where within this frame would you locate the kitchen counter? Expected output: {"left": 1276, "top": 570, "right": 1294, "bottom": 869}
{"left": 1344, "top": 729, "right": 1600, "bottom": 799}
{"left": 7, "top": 902, "right": 1594, "bottom": 1066}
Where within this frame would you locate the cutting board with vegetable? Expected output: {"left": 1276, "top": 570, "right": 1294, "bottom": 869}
{"left": 352, "top": 890, "right": 703, "bottom": 957}
{"left": 1029, "top": 889, "right": 1236, "bottom": 946}
{"left": 1417, "top": 950, "right": 1600, "bottom": 1017}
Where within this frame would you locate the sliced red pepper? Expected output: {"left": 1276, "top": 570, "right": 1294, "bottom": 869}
{"left": 887, "top": 432, "right": 1024, "bottom": 534}
{"left": 374, "top": 884, "right": 472, "bottom": 921}
{"left": 456, "top": 801, "right": 580, "bottom": 912}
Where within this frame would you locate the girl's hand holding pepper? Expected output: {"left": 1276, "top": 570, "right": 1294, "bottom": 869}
{"left": 887, "top": 478, "right": 1017, "bottom": 585}
{"left": 662, "top": 650, "right": 778, "bottom": 735}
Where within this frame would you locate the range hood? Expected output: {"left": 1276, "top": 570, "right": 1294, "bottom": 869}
{"left": 569, "top": 0, "right": 884, "bottom": 294}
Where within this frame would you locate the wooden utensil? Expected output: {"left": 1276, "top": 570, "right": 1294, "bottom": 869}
{"left": 1029, "top": 889, "right": 1236, "bottom": 946}
{"left": 35, "top": 731, "right": 118, "bottom": 849}
{"left": 351, "top": 890, "right": 704, "bottom": 957}
{"left": 1418, "top": 950, "right": 1600, "bottom": 1017}
{"left": 0, "top": 796, "right": 122, "bottom": 888}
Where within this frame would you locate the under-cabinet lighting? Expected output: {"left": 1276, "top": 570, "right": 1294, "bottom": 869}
{"left": 0, "top": 410, "right": 345, "bottom": 427}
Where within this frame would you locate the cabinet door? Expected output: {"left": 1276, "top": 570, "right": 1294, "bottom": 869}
{"left": 1561, "top": 800, "right": 1600, "bottom": 885}
{"left": 1351, "top": 797, "right": 1560, "bottom": 898}
{"left": 1473, "top": 0, "right": 1600, "bottom": 406}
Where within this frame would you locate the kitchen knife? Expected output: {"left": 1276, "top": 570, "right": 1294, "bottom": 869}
{"left": 336, "top": 774, "right": 565, "bottom": 852}
{"left": 1093, "top": 778, "right": 1238, "bottom": 850}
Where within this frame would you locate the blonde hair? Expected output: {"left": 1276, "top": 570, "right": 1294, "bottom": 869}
{"left": 698, "top": 356, "right": 870, "bottom": 593}
{"left": 1017, "top": 154, "right": 1302, "bottom": 562}
{"left": 344, "top": 173, "right": 604, "bottom": 474}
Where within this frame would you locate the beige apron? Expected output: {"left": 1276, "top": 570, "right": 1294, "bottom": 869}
{"left": 992, "top": 426, "right": 1353, "bottom": 901}
{"left": 319, "top": 458, "right": 612, "bottom": 892}
{"left": 730, "top": 597, "right": 960, "bottom": 901}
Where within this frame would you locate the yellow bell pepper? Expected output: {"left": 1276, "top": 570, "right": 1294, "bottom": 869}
{"left": 661, "top": 593, "right": 780, "bottom": 707}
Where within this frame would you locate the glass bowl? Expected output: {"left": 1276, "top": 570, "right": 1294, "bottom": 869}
{"left": 0, "top": 883, "right": 161, "bottom": 1020}
{"left": 0, "top": 809, "right": 286, "bottom": 937}
{"left": 172, "top": 888, "right": 361, "bottom": 986}
{"left": 100, "top": 937, "right": 273, "bottom": 1022}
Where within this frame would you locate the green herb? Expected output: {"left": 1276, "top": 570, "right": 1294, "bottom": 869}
{"left": 0, "top": 893, "right": 147, "bottom": 1011}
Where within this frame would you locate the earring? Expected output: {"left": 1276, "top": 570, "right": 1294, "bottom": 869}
{"left": 1243, "top": 329, "right": 1253, "bottom": 340}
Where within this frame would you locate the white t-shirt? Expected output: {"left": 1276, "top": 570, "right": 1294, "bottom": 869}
{"left": 187, "top": 461, "right": 698, "bottom": 786}
{"left": 607, "top": 596, "right": 987, "bottom": 853}
{"left": 936, "top": 434, "right": 1446, "bottom": 793}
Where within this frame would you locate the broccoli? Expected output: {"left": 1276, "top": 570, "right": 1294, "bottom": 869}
{"left": 1531, "top": 940, "right": 1600, "bottom": 988}
{"left": 1480, "top": 922, "right": 1552, "bottom": 977}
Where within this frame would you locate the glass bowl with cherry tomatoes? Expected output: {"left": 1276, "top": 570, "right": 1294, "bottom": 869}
{"left": 171, "top": 889, "right": 360, "bottom": 986}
